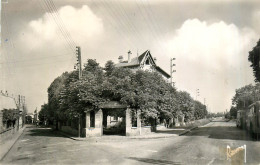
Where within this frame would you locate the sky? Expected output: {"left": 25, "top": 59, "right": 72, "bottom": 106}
{"left": 0, "top": 0, "right": 260, "bottom": 113}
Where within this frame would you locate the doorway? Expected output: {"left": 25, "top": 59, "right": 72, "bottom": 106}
{"left": 102, "top": 108, "right": 126, "bottom": 136}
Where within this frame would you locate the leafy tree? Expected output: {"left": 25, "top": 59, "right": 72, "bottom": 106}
{"left": 193, "top": 100, "right": 207, "bottom": 120}
{"left": 232, "top": 84, "right": 260, "bottom": 109}
{"left": 38, "top": 103, "right": 48, "bottom": 125}
{"left": 177, "top": 91, "right": 194, "bottom": 122}
{"left": 248, "top": 39, "right": 260, "bottom": 82}
{"left": 45, "top": 58, "right": 207, "bottom": 128}
{"left": 104, "top": 60, "right": 115, "bottom": 76}
{"left": 229, "top": 106, "right": 237, "bottom": 119}
{"left": 47, "top": 71, "right": 71, "bottom": 124}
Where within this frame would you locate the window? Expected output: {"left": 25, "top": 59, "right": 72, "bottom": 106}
{"left": 131, "top": 110, "right": 137, "bottom": 127}
{"left": 113, "top": 116, "right": 118, "bottom": 121}
{"left": 90, "top": 111, "right": 95, "bottom": 127}
{"left": 145, "top": 59, "right": 150, "bottom": 65}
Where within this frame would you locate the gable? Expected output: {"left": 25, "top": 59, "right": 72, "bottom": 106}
{"left": 140, "top": 51, "right": 156, "bottom": 67}
{"left": 115, "top": 50, "right": 171, "bottom": 79}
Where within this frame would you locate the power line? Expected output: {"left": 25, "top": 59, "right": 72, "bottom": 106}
{"left": 42, "top": 0, "right": 76, "bottom": 51}
{"left": 37, "top": 0, "right": 74, "bottom": 54}
{"left": 47, "top": 0, "right": 77, "bottom": 47}
{"left": 0, "top": 58, "right": 74, "bottom": 70}
{"left": 98, "top": 0, "right": 137, "bottom": 49}
{"left": 0, "top": 52, "right": 74, "bottom": 65}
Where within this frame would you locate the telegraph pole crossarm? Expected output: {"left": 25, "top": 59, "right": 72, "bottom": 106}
{"left": 170, "top": 58, "right": 176, "bottom": 86}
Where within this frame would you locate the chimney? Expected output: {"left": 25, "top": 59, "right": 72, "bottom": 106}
{"left": 128, "top": 50, "right": 132, "bottom": 63}
{"left": 118, "top": 56, "right": 123, "bottom": 63}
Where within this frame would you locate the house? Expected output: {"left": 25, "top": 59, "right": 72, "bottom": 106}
{"left": 115, "top": 50, "right": 171, "bottom": 80}
{"left": 78, "top": 50, "right": 173, "bottom": 137}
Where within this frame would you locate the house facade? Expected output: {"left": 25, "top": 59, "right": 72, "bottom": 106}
{"left": 115, "top": 50, "right": 170, "bottom": 80}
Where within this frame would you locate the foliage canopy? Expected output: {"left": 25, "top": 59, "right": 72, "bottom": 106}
{"left": 42, "top": 59, "right": 207, "bottom": 125}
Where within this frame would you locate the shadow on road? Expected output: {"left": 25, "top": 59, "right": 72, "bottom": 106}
{"left": 126, "top": 157, "right": 181, "bottom": 165}
{"left": 155, "top": 130, "right": 184, "bottom": 134}
{"left": 183, "top": 126, "right": 260, "bottom": 141}
{"left": 27, "top": 127, "right": 68, "bottom": 138}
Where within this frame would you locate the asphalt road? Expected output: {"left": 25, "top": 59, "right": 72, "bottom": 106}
{"left": 1, "top": 120, "right": 260, "bottom": 165}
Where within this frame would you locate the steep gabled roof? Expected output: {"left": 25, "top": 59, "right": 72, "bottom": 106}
{"left": 115, "top": 50, "right": 170, "bottom": 78}
{"left": 115, "top": 50, "right": 151, "bottom": 67}
{"left": 156, "top": 66, "right": 171, "bottom": 78}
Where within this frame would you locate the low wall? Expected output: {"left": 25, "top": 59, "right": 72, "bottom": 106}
{"left": 141, "top": 126, "right": 152, "bottom": 134}
{"left": 126, "top": 127, "right": 141, "bottom": 136}
{"left": 85, "top": 127, "right": 102, "bottom": 137}
{"left": 61, "top": 126, "right": 78, "bottom": 136}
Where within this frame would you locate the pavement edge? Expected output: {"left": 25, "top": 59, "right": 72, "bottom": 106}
{"left": 0, "top": 126, "right": 26, "bottom": 161}
{"left": 178, "top": 126, "right": 198, "bottom": 136}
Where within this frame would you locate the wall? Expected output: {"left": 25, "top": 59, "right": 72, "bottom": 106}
{"left": 0, "top": 126, "right": 19, "bottom": 144}
{"left": 61, "top": 126, "right": 78, "bottom": 136}
{"left": 141, "top": 126, "right": 152, "bottom": 134}
{"left": 125, "top": 108, "right": 141, "bottom": 136}
{"left": 85, "top": 109, "right": 103, "bottom": 137}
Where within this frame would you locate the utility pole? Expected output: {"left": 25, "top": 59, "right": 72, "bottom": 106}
{"left": 75, "top": 46, "right": 82, "bottom": 138}
{"left": 76, "top": 46, "right": 82, "bottom": 79}
{"left": 170, "top": 58, "right": 176, "bottom": 86}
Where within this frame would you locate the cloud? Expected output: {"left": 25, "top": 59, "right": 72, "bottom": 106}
{"left": 25, "top": 5, "right": 103, "bottom": 50}
{"left": 252, "top": 10, "right": 260, "bottom": 34}
{"left": 164, "top": 19, "right": 257, "bottom": 112}
{"left": 11, "top": 5, "right": 104, "bottom": 112}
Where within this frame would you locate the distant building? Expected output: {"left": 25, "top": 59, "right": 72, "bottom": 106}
{"left": 33, "top": 109, "right": 38, "bottom": 124}
{"left": 25, "top": 113, "right": 34, "bottom": 124}
{"left": 115, "top": 50, "right": 171, "bottom": 80}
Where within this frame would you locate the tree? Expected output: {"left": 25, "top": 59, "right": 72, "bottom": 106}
{"left": 232, "top": 84, "right": 256, "bottom": 109}
{"left": 104, "top": 60, "right": 115, "bottom": 76}
{"left": 193, "top": 100, "right": 207, "bottom": 120}
{"left": 229, "top": 106, "right": 237, "bottom": 119}
{"left": 47, "top": 71, "right": 71, "bottom": 124}
{"left": 248, "top": 39, "right": 260, "bottom": 82}
{"left": 38, "top": 103, "right": 48, "bottom": 125}
{"left": 45, "top": 58, "right": 206, "bottom": 128}
{"left": 177, "top": 91, "right": 194, "bottom": 122}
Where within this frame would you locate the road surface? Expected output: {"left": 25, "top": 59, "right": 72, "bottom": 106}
{"left": 1, "top": 120, "right": 260, "bottom": 165}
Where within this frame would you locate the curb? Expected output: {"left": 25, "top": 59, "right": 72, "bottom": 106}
{"left": 178, "top": 126, "right": 198, "bottom": 136}
{"left": 56, "top": 131, "right": 85, "bottom": 141}
{"left": 57, "top": 130, "right": 178, "bottom": 142}
{"left": 57, "top": 125, "right": 202, "bottom": 141}
{"left": 0, "top": 126, "right": 26, "bottom": 161}
{"left": 129, "top": 134, "right": 178, "bottom": 140}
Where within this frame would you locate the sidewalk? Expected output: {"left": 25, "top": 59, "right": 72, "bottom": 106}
{"left": 57, "top": 126, "right": 198, "bottom": 142}
{"left": 0, "top": 126, "right": 26, "bottom": 160}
